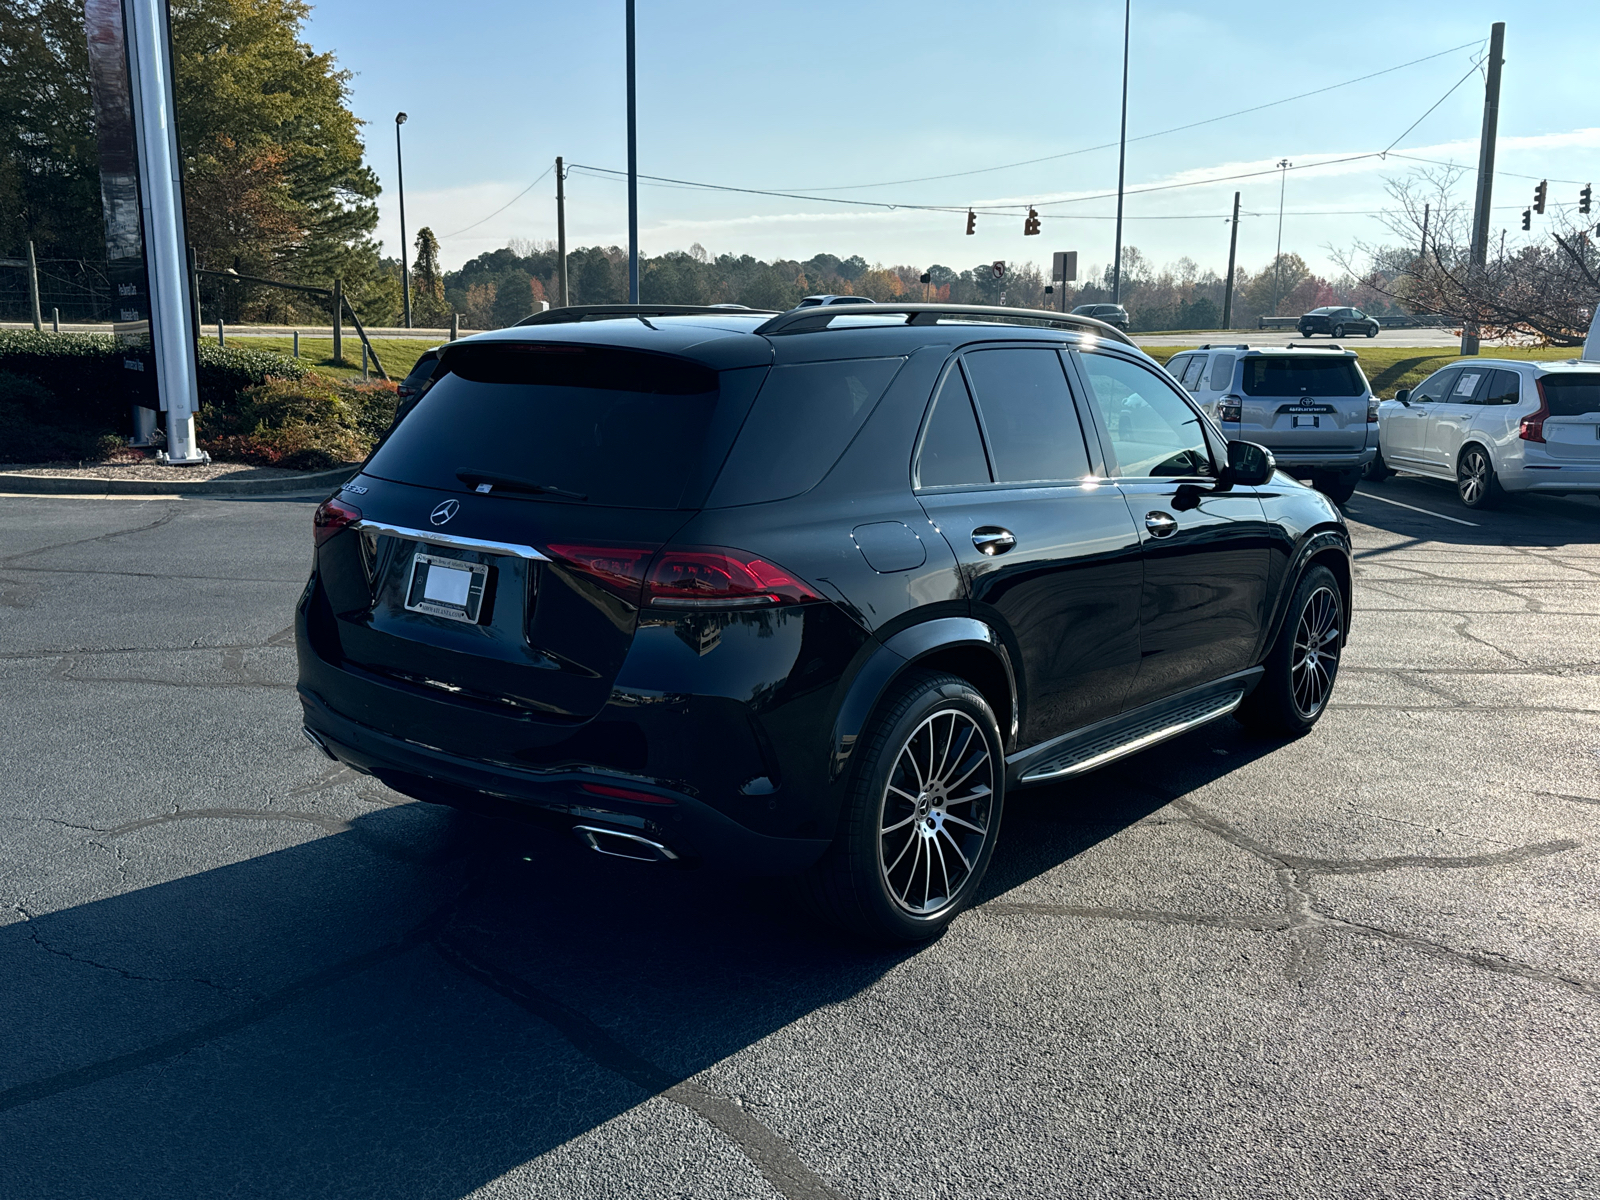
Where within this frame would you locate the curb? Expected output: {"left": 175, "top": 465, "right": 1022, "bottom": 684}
{"left": 0, "top": 464, "right": 358, "bottom": 497}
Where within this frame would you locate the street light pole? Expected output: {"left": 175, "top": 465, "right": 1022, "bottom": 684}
{"left": 1270, "top": 158, "right": 1290, "bottom": 316}
{"left": 1110, "top": 0, "right": 1130, "bottom": 303}
{"left": 625, "top": 0, "right": 639, "bottom": 304}
{"left": 396, "top": 112, "right": 411, "bottom": 329}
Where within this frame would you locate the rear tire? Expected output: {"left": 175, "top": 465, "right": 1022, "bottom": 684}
{"left": 1312, "top": 468, "right": 1359, "bottom": 505}
{"left": 1457, "top": 444, "right": 1501, "bottom": 509}
{"left": 1298, "top": 327, "right": 1314, "bottom": 339}
{"left": 1362, "top": 449, "right": 1392, "bottom": 482}
{"left": 805, "top": 672, "right": 1004, "bottom": 944}
{"left": 1237, "top": 564, "right": 1344, "bottom": 737}
{"left": 1332, "top": 324, "right": 1346, "bottom": 339}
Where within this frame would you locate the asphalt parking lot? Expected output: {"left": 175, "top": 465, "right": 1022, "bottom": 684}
{"left": 2, "top": 477, "right": 1598, "bottom": 1199}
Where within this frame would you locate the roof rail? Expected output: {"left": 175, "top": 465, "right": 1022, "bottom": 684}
{"left": 515, "top": 304, "right": 779, "bottom": 326}
{"left": 752, "top": 302, "right": 1136, "bottom": 345}
{"left": 1284, "top": 342, "right": 1349, "bottom": 351}
{"left": 1197, "top": 343, "right": 1250, "bottom": 350}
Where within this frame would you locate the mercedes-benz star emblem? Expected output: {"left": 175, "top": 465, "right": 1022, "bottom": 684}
{"left": 429, "top": 500, "right": 460, "bottom": 526}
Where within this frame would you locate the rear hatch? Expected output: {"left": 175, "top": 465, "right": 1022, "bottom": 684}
{"left": 1237, "top": 354, "right": 1369, "bottom": 452}
{"left": 318, "top": 341, "right": 768, "bottom": 721}
{"left": 1532, "top": 373, "right": 1600, "bottom": 462}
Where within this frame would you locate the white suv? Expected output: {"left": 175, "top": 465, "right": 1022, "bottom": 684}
{"left": 1166, "top": 344, "right": 1377, "bottom": 503}
{"left": 1369, "top": 359, "right": 1600, "bottom": 508}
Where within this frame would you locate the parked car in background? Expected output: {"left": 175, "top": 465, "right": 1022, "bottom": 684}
{"left": 299, "top": 302, "right": 1350, "bottom": 942}
{"left": 1297, "top": 307, "right": 1379, "bottom": 339}
{"left": 1368, "top": 359, "right": 1600, "bottom": 508}
{"left": 395, "top": 348, "right": 441, "bottom": 404}
{"left": 1166, "top": 343, "right": 1377, "bottom": 503}
{"left": 1071, "top": 303, "right": 1129, "bottom": 330}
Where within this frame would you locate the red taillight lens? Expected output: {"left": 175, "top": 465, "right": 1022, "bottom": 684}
{"left": 580, "top": 781, "right": 675, "bottom": 806}
{"left": 645, "top": 547, "right": 822, "bottom": 609}
{"left": 1218, "top": 395, "right": 1242, "bottom": 423}
{"left": 544, "top": 544, "right": 655, "bottom": 604}
{"left": 312, "top": 496, "right": 362, "bottom": 546}
{"left": 1520, "top": 379, "right": 1550, "bottom": 442}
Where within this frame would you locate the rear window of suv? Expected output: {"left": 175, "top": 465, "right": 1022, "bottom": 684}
{"left": 363, "top": 344, "right": 765, "bottom": 509}
{"left": 1241, "top": 356, "right": 1365, "bottom": 397}
{"left": 1542, "top": 374, "right": 1600, "bottom": 416}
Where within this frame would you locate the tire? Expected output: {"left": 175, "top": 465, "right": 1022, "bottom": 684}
{"left": 1236, "top": 564, "right": 1344, "bottom": 737}
{"left": 1298, "top": 327, "right": 1313, "bottom": 339}
{"left": 805, "top": 671, "right": 1004, "bottom": 943}
{"left": 1365, "top": 325, "right": 1378, "bottom": 338}
{"left": 1312, "top": 467, "right": 1359, "bottom": 505}
{"left": 1362, "top": 448, "right": 1392, "bottom": 482}
{"left": 1457, "top": 444, "right": 1501, "bottom": 509}
{"left": 1332, "top": 324, "right": 1346, "bottom": 339}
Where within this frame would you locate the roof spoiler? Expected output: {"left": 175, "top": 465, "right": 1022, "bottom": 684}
{"left": 515, "top": 304, "right": 780, "bottom": 326}
{"left": 753, "top": 302, "right": 1136, "bottom": 345}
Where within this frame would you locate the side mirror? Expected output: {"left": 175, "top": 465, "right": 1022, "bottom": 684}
{"left": 1221, "top": 440, "right": 1275, "bottom": 487}
{"left": 1394, "top": 388, "right": 1411, "bottom": 406}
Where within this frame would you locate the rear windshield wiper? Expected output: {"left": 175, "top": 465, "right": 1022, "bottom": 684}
{"left": 456, "top": 469, "right": 588, "bottom": 501}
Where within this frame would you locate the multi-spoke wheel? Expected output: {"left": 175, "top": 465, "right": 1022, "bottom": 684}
{"left": 1236, "top": 564, "right": 1345, "bottom": 737}
{"left": 1290, "top": 585, "right": 1341, "bottom": 719}
{"left": 878, "top": 709, "right": 995, "bottom": 916}
{"left": 1457, "top": 445, "right": 1500, "bottom": 509}
{"left": 806, "top": 672, "right": 1004, "bottom": 942}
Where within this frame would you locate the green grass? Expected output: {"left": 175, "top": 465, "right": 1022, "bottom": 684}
{"left": 226, "top": 336, "right": 444, "bottom": 383}
{"left": 1142, "top": 343, "right": 1579, "bottom": 396}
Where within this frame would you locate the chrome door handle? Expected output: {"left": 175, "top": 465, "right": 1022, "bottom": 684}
{"left": 971, "top": 527, "right": 1017, "bottom": 556}
{"left": 1144, "top": 511, "right": 1179, "bottom": 538}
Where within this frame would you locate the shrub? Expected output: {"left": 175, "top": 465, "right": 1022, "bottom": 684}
{"left": 0, "top": 370, "right": 125, "bottom": 463}
{"left": 199, "top": 375, "right": 396, "bottom": 470}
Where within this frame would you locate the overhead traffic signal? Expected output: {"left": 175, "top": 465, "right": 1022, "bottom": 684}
{"left": 1533, "top": 180, "right": 1547, "bottom": 215}
{"left": 1521, "top": 208, "right": 1532, "bottom": 231}
{"left": 965, "top": 209, "right": 976, "bottom": 235}
{"left": 1023, "top": 207, "right": 1041, "bottom": 236}
{"left": 1582, "top": 184, "right": 1593, "bottom": 215}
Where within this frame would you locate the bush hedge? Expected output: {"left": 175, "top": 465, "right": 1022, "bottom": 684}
{"left": 200, "top": 376, "right": 398, "bottom": 470}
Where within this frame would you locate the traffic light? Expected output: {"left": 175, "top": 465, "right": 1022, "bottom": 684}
{"left": 1023, "top": 207, "right": 1041, "bottom": 236}
{"left": 1533, "top": 180, "right": 1547, "bottom": 215}
{"left": 965, "top": 210, "right": 976, "bottom": 235}
{"left": 1582, "top": 184, "right": 1593, "bottom": 215}
{"left": 1521, "top": 208, "right": 1531, "bottom": 231}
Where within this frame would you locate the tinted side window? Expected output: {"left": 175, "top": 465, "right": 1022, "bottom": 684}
{"left": 1485, "top": 370, "right": 1522, "bottom": 406}
{"left": 1206, "top": 354, "right": 1235, "bottom": 390}
{"left": 709, "top": 357, "right": 904, "bottom": 506}
{"left": 1180, "top": 356, "right": 1207, "bottom": 390}
{"left": 962, "top": 348, "right": 1090, "bottom": 484}
{"left": 1081, "top": 353, "right": 1213, "bottom": 479}
{"left": 916, "top": 367, "right": 991, "bottom": 488}
{"left": 1450, "top": 368, "right": 1491, "bottom": 403}
{"left": 1165, "top": 355, "right": 1192, "bottom": 386}
{"left": 1410, "top": 369, "right": 1457, "bottom": 403}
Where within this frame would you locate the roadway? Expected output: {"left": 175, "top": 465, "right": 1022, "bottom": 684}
{"left": 1, "top": 476, "right": 1597, "bottom": 1198}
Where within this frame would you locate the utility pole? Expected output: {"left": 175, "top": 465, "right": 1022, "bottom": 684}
{"left": 396, "top": 112, "right": 411, "bottom": 329}
{"left": 625, "top": 0, "right": 639, "bottom": 304}
{"left": 1110, "top": 0, "right": 1130, "bottom": 303}
{"left": 1461, "top": 21, "right": 1505, "bottom": 357}
{"left": 1222, "top": 192, "right": 1240, "bottom": 331}
{"left": 1420, "top": 202, "right": 1430, "bottom": 260}
{"left": 1270, "top": 159, "right": 1291, "bottom": 316}
{"left": 26, "top": 239, "right": 41, "bottom": 330}
{"left": 555, "top": 156, "right": 568, "bottom": 308}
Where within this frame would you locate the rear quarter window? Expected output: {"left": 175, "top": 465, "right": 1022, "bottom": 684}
{"left": 1542, "top": 374, "right": 1600, "bottom": 417}
{"left": 1241, "top": 356, "right": 1365, "bottom": 397}
{"left": 708, "top": 357, "right": 905, "bottom": 506}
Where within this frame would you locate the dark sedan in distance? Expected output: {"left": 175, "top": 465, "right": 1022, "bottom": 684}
{"left": 1298, "top": 307, "right": 1379, "bottom": 339}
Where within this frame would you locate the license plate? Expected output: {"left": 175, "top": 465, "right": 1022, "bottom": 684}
{"left": 404, "top": 553, "right": 489, "bottom": 623}
{"left": 1293, "top": 415, "right": 1320, "bottom": 428}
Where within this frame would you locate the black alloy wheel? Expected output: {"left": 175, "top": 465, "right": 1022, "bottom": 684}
{"left": 1457, "top": 444, "right": 1500, "bottom": 509}
{"left": 806, "top": 672, "right": 1004, "bottom": 943}
{"left": 1332, "top": 323, "right": 1346, "bottom": 338}
{"left": 1237, "top": 564, "right": 1344, "bottom": 737}
{"left": 1366, "top": 325, "right": 1379, "bottom": 338}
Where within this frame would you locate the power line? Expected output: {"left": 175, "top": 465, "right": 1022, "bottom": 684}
{"left": 1380, "top": 56, "right": 1484, "bottom": 156}
{"left": 438, "top": 162, "right": 555, "bottom": 240}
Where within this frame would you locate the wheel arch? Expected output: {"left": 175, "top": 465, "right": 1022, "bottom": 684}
{"left": 1260, "top": 528, "right": 1353, "bottom": 661}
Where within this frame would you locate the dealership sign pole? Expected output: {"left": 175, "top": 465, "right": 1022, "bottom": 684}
{"left": 84, "top": 0, "right": 205, "bottom": 464}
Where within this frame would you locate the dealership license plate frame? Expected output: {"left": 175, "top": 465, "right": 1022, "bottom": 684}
{"left": 404, "top": 552, "right": 489, "bottom": 623}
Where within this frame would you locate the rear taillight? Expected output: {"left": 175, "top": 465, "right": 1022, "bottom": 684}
{"left": 1218, "top": 395, "right": 1242, "bottom": 423}
{"left": 544, "top": 544, "right": 655, "bottom": 605}
{"left": 580, "top": 781, "right": 675, "bottom": 806}
{"left": 647, "top": 547, "right": 822, "bottom": 609}
{"left": 312, "top": 496, "right": 362, "bottom": 546}
{"left": 1520, "top": 379, "right": 1550, "bottom": 442}
{"left": 1366, "top": 397, "right": 1380, "bottom": 422}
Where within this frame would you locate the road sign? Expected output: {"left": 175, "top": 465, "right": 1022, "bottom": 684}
{"left": 1052, "top": 251, "right": 1078, "bottom": 282}
{"left": 991, "top": 261, "right": 1006, "bottom": 279}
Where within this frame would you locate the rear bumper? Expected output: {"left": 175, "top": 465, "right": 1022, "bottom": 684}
{"left": 1503, "top": 463, "right": 1600, "bottom": 493}
{"left": 1256, "top": 447, "right": 1376, "bottom": 474}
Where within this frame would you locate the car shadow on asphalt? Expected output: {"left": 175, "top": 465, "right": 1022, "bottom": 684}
{"left": 0, "top": 721, "right": 1286, "bottom": 1198}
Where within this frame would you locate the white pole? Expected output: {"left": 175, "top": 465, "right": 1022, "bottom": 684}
{"left": 123, "top": 0, "right": 205, "bottom": 464}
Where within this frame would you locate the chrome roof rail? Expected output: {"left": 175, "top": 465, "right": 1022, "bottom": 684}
{"left": 752, "top": 302, "right": 1136, "bottom": 345}
{"left": 515, "top": 304, "right": 780, "bottom": 325}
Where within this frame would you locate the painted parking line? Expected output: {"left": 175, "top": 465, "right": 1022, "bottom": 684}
{"left": 1351, "top": 490, "right": 1480, "bottom": 527}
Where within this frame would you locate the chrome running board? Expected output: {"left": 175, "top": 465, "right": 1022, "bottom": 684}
{"left": 1018, "top": 691, "right": 1245, "bottom": 784}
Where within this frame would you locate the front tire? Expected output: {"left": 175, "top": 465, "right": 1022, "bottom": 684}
{"left": 1457, "top": 444, "right": 1500, "bottom": 509}
{"left": 1365, "top": 325, "right": 1378, "bottom": 338}
{"left": 806, "top": 672, "right": 1004, "bottom": 943}
{"left": 1237, "top": 564, "right": 1344, "bottom": 737}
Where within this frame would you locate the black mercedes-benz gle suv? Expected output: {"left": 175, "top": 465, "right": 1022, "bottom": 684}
{"left": 297, "top": 302, "right": 1351, "bottom": 941}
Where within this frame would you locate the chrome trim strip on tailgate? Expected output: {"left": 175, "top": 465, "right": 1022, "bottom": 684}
{"left": 353, "top": 520, "right": 550, "bottom": 561}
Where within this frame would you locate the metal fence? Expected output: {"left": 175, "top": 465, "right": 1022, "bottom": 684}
{"left": 0, "top": 258, "right": 121, "bottom": 325}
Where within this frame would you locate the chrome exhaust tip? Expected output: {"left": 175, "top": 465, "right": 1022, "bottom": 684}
{"left": 301, "top": 726, "right": 337, "bottom": 761}
{"left": 572, "top": 825, "right": 679, "bottom": 863}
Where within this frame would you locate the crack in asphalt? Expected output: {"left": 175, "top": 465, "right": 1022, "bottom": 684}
{"left": 0, "top": 504, "right": 181, "bottom": 567}
{"left": 19, "top": 920, "right": 238, "bottom": 996}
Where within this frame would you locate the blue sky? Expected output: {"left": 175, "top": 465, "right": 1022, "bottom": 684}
{"left": 304, "top": 1, "right": 1599, "bottom": 281}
